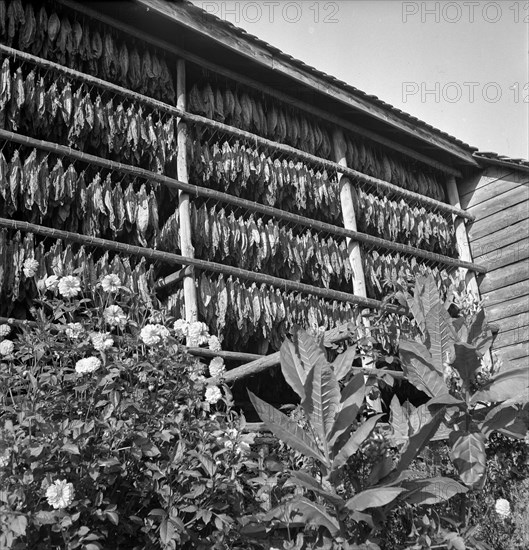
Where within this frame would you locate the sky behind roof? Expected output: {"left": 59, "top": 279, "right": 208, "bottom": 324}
{"left": 190, "top": 0, "right": 529, "bottom": 160}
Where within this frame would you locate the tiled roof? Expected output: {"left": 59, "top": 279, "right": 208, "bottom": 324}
{"left": 473, "top": 152, "right": 529, "bottom": 173}
{"left": 182, "top": 0, "right": 478, "bottom": 152}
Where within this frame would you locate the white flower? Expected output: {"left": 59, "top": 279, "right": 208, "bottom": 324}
{"left": 204, "top": 386, "right": 222, "bottom": 404}
{"left": 103, "top": 305, "right": 127, "bottom": 328}
{"left": 58, "top": 276, "right": 81, "bottom": 298}
{"left": 22, "top": 258, "right": 39, "bottom": 278}
{"left": 0, "top": 324, "right": 11, "bottom": 338}
{"left": 65, "top": 323, "right": 83, "bottom": 339}
{"left": 208, "top": 335, "right": 222, "bottom": 352}
{"left": 0, "top": 451, "right": 10, "bottom": 468}
{"left": 224, "top": 439, "right": 234, "bottom": 449}
{"left": 173, "top": 319, "right": 190, "bottom": 338}
{"left": 100, "top": 274, "right": 121, "bottom": 293}
{"left": 495, "top": 498, "right": 511, "bottom": 518}
{"left": 0, "top": 340, "right": 14, "bottom": 357}
{"left": 90, "top": 332, "right": 114, "bottom": 352}
{"left": 188, "top": 321, "right": 209, "bottom": 346}
{"left": 44, "top": 275, "right": 60, "bottom": 291}
{"left": 140, "top": 324, "right": 170, "bottom": 346}
{"left": 237, "top": 441, "right": 252, "bottom": 456}
{"left": 75, "top": 357, "right": 101, "bottom": 375}
{"left": 46, "top": 479, "right": 75, "bottom": 509}
{"left": 209, "top": 357, "right": 225, "bottom": 378}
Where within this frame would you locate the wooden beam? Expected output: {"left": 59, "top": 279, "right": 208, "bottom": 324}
{"left": 57, "top": 0, "right": 465, "bottom": 177}
{"left": 176, "top": 59, "right": 199, "bottom": 327}
{"left": 333, "top": 128, "right": 381, "bottom": 412}
{"left": 333, "top": 130, "right": 367, "bottom": 298}
{"left": 155, "top": 266, "right": 194, "bottom": 290}
{"left": 446, "top": 176, "right": 480, "bottom": 297}
{"left": 220, "top": 322, "right": 355, "bottom": 383}
{"left": 186, "top": 347, "right": 264, "bottom": 362}
{"left": 137, "top": 0, "right": 479, "bottom": 169}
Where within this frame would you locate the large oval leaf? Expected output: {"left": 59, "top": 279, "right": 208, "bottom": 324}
{"left": 403, "top": 476, "right": 467, "bottom": 506}
{"left": 332, "top": 414, "right": 383, "bottom": 469}
{"left": 346, "top": 487, "right": 406, "bottom": 512}
{"left": 449, "top": 431, "right": 486, "bottom": 487}
{"left": 399, "top": 338, "right": 445, "bottom": 398}
{"left": 280, "top": 338, "right": 307, "bottom": 400}
{"left": 248, "top": 390, "right": 326, "bottom": 465}
{"left": 471, "top": 367, "right": 529, "bottom": 404}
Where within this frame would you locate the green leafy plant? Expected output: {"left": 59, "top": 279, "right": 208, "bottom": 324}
{"left": 397, "top": 275, "right": 529, "bottom": 488}
{"left": 247, "top": 329, "right": 466, "bottom": 548}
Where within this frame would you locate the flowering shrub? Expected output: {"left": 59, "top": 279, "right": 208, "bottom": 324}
{"left": 0, "top": 274, "right": 269, "bottom": 550}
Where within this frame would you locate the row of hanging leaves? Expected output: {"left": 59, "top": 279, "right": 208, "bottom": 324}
{"left": 0, "top": 57, "right": 178, "bottom": 175}
{"left": 0, "top": 146, "right": 161, "bottom": 246}
{"left": 0, "top": 0, "right": 175, "bottom": 103}
{"left": 363, "top": 248, "right": 455, "bottom": 302}
{"left": 158, "top": 201, "right": 354, "bottom": 290}
{"left": 188, "top": 81, "right": 333, "bottom": 160}
{"left": 187, "top": 81, "right": 447, "bottom": 202}
{"left": 0, "top": 229, "right": 156, "bottom": 308}
{"left": 344, "top": 134, "right": 446, "bottom": 202}
{"left": 353, "top": 187, "right": 457, "bottom": 256}
{"left": 187, "top": 135, "right": 342, "bottom": 224}
{"left": 166, "top": 272, "right": 360, "bottom": 354}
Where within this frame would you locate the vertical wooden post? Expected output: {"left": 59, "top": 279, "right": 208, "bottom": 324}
{"left": 333, "top": 129, "right": 381, "bottom": 411}
{"left": 446, "top": 176, "right": 492, "bottom": 369}
{"left": 446, "top": 176, "right": 480, "bottom": 296}
{"left": 176, "top": 59, "right": 198, "bottom": 326}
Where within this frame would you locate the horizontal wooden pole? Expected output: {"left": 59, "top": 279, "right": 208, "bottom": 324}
{"left": 0, "top": 129, "right": 484, "bottom": 274}
{"left": 0, "top": 43, "right": 473, "bottom": 220}
{"left": 155, "top": 266, "right": 194, "bottom": 289}
{"left": 219, "top": 323, "right": 354, "bottom": 384}
{"left": 0, "top": 216, "right": 393, "bottom": 310}
{"left": 187, "top": 347, "right": 263, "bottom": 362}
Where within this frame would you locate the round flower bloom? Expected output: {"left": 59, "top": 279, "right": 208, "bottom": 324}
{"left": 0, "top": 340, "right": 14, "bottom": 357}
{"left": 44, "top": 275, "right": 60, "bottom": 291}
{"left": 0, "top": 451, "right": 10, "bottom": 468}
{"left": 188, "top": 321, "right": 209, "bottom": 346}
{"left": 208, "top": 335, "right": 222, "bottom": 352}
{"left": 209, "top": 357, "right": 225, "bottom": 378}
{"left": 173, "top": 319, "right": 190, "bottom": 338}
{"left": 90, "top": 332, "right": 114, "bottom": 352}
{"left": 103, "top": 305, "right": 127, "bottom": 328}
{"left": 0, "top": 324, "right": 11, "bottom": 338}
{"left": 58, "top": 276, "right": 81, "bottom": 298}
{"left": 204, "top": 385, "right": 222, "bottom": 404}
{"left": 140, "top": 324, "right": 170, "bottom": 346}
{"left": 46, "top": 479, "right": 75, "bottom": 509}
{"left": 495, "top": 498, "right": 511, "bottom": 518}
{"left": 100, "top": 274, "right": 121, "bottom": 293}
{"left": 22, "top": 258, "right": 39, "bottom": 278}
{"left": 65, "top": 323, "right": 83, "bottom": 339}
{"left": 75, "top": 357, "right": 101, "bottom": 375}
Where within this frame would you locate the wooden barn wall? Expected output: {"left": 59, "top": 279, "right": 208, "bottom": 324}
{"left": 460, "top": 166, "right": 529, "bottom": 369}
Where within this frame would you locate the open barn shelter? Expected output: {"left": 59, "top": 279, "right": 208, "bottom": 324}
{"left": 0, "top": 0, "right": 526, "bottom": 409}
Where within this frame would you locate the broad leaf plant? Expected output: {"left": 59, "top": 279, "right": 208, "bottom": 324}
{"left": 248, "top": 328, "right": 466, "bottom": 547}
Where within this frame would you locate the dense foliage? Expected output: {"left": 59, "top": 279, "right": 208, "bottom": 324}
{"left": 0, "top": 272, "right": 528, "bottom": 550}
